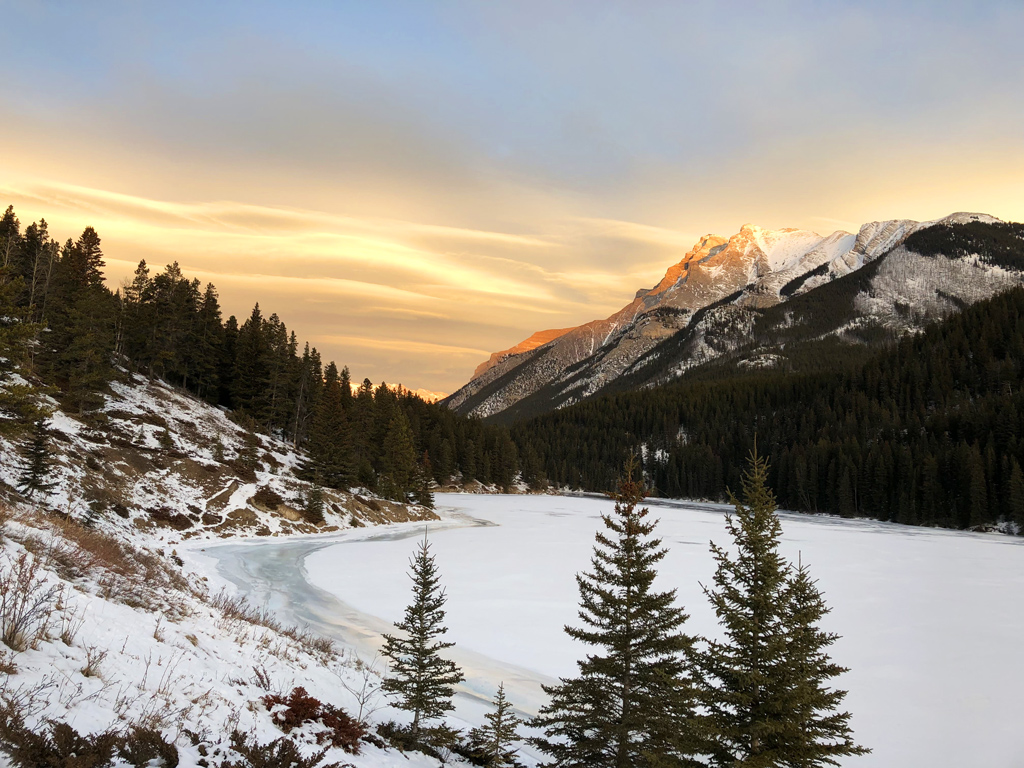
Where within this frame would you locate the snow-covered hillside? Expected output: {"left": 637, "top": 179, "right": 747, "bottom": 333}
{"left": 0, "top": 373, "right": 435, "bottom": 543}
{"left": 0, "top": 503, "right": 450, "bottom": 768}
{"left": 0, "top": 373, "right": 446, "bottom": 767}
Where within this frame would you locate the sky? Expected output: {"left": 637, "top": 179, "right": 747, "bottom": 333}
{"left": 1, "top": 1, "right": 1023, "bottom": 394}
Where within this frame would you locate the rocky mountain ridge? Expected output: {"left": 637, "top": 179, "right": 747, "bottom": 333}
{"left": 444, "top": 212, "right": 1010, "bottom": 421}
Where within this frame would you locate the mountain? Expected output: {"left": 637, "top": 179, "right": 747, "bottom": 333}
{"left": 444, "top": 212, "right": 1013, "bottom": 422}
{"left": 508, "top": 282, "right": 1024, "bottom": 532}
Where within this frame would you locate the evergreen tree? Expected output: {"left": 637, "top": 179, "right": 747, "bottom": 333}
{"left": 0, "top": 265, "right": 35, "bottom": 372}
{"left": 65, "top": 226, "right": 105, "bottom": 287}
{"left": 698, "top": 451, "right": 867, "bottom": 766}
{"left": 380, "top": 533, "right": 464, "bottom": 743}
{"left": 54, "top": 286, "right": 117, "bottom": 413}
{"left": 0, "top": 206, "right": 20, "bottom": 274}
{"left": 304, "top": 483, "right": 325, "bottom": 525}
{"left": 379, "top": 410, "right": 418, "bottom": 501}
{"left": 413, "top": 451, "right": 435, "bottom": 509}
{"left": 232, "top": 304, "right": 271, "bottom": 421}
{"left": 192, "top": 283, "right": 223, "bottom": 401}
{"left": 468, "top": 682, "right": 523, "bottom": 767}
{"left": 698, "top": 450, "right": 793, "bottom": 766}
{"left": 17, "top": 419, "right": 55, "bottom": 498}
{"left": 218, "top": 314, "right": 239, "bottom": 407}
{"left": 777, "top": 560, "right": 868, "bottom": 766}
{"left": 302, "top": 362, "right": 354, "bottom": 489}
{"left": 530, "top": 461, "right": 702, "bottom": 768}
{"left": 291, "top": 342, "right": 322, "bottom": 447}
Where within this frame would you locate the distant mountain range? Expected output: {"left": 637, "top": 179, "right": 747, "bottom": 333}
{"left": 444, "top": 212, "right": 1020, "bottom": 421}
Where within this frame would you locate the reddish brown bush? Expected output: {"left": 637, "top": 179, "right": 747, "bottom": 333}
{"left": 262, "top": 687, "right": 322, "bottom": 732}
{"left": 261, "top": 687, "right": 365, "bottom": 754}
{"left": 316, "top": 708, "right": 365, "bottom": 753}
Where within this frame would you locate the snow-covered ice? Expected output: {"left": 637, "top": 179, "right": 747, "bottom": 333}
{"left": 280, "top": 493, "right": 1024, "bottom": 768}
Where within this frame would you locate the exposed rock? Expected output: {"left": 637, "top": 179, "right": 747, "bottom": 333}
{"left": 445, "top": 212, "right": 1010, "bottom": 420}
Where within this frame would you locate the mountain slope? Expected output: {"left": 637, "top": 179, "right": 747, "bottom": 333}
{"left": 0, "top": 373, "right": 435, "bottom": 541}
{"left": 445, "top": 213, "right": 1008, "bottom": 422}
{"left": 510, "top": 280, "right": 1024, "bottom": 531}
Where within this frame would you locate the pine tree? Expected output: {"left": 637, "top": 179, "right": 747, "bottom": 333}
{"left": 777, "top": 560, "right": 868, "bottom": 766}
{"left": 54, "top": 286, "right": 117, "bottom": 413}
{"left": 232, "top": 304, "right": 270, "bottom": 422}
{"left": 379, "top": 410, "right": 418, "bottom": 501}
{"left": 468, "top": 682, "right": 523, "bottom": 767}
{"left": 17, "top": 419, "right": 55, "bottom": 498}
{"left": 530, "top": 461, "right": 702, "bottom": 768}
{"left": 698, "top": 451, "right": 867, "bottom": 766}
{"left": 304, "top": 484, "right": 325, "bottom": 525}
{"left": 698, "top": 450, "right": 793, "bottom": 766}
{"left": 380, "top": 532, "right": 464, "bottom": 743}
{"left": 301, "top": 362, "right": 354, "bottom": 489}
{"left": 413, "top": 451, "right": 435, "bottom": 509}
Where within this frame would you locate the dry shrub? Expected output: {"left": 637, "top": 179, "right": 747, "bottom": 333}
{"left": 0, "top": 550, "right": 59, "bottom": 651}
{"left": 0, "top": 503, "right": 13, "bottom": 539}
{"left": 118, "top": 724, "right": 179, "bottom": 768}
{"left": 148, "top": 507, "right": 193, "bottom": 531}
{"left": 80, "top": 644, "right": 108, "bottom": 678}
{"left": 57, "top": 598, "right": 85, "bottom": 645}
{"left": 223, "top": 729, "right": 349, "bottom": 768}
{"left": 12, "top": 519, "right": 193, "bottom": 621}
{"left": 0, "top": 714, "right": 117, "bottom": 768}
{"left": 261, "top": 687, "right": 365, "bottom": 754}
{"left": 209, "top": 591, "right": 335, "bottom": 661}
{"left": 252, "top": 487, "right": 284, "bottom": 509}
{"left": 210, "top": 590, "right": 283, "bottom": 634}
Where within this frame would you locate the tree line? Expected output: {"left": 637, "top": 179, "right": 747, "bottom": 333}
{"left": 0, "top": 205, "right": 520, "bottom": 503}
{"left": 378, "top": 457, "right": 866, "bottom": 767}
{"left": 513, "top": 285, "right": 1024, "bottom": 533}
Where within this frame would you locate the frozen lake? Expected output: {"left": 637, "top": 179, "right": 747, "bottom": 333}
{"left": 205, "top": 492, "right": 1024, "bottom": 768}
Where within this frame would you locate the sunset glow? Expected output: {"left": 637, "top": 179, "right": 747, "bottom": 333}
{"left": 2, "top": 2, "right": 1023, "bottom": 391}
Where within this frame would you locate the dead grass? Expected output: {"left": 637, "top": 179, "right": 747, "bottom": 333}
{"left": 15, "top": 513, "right": 196, "bottom": 618}
{"left": 0, "top": 550, "right": 59, "bottom": 651}
{"left": 209, "top": 590, "right": 336, "bottom": 662}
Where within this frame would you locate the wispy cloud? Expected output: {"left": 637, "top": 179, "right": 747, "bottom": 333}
{"left": 2, "top": 2, "right": 1023, "bottom": 390}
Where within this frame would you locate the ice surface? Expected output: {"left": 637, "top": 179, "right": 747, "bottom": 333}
{"left": 296, "top": 493, "right": 1024, "bottom": 768}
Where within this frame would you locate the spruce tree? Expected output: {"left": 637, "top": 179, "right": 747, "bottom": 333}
{"left": 698, "top": 451, "right": 867, "bottom": 766}
{"left": 777, "top": 560, "right": 868, "bottom": 766}
{"left": 17, "top": 419, "right": 55, "bottom": 498}
{"left": 232, "top": 304, "right": 271, "bottom": 422}
{"left": 468, "top": 682, "right": 523, "bottom": 767}
{"left": 698, "top": 450, "right": 793, "bottom": 766}
{"left": 302, "top": 363, "right": 354, "bottom": 489}
{"left": 379, "top": 410, "right": 418, "bottom": 501}
{"left": 380, "top": 532, "right": 464, "bottom": 743}
{"left": 304, "top": 484, "right": 325, "bottom": 525}
{"left": 530, "top": 461, "right": 702, "bottom": 768}
{"left": 413, "top": 451, "right": 435, "bottom": 509}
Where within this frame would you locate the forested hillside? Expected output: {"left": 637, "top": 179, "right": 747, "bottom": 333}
{"left": 0, "top": 205, "right": 519, "bottom": 501}
{"left": 514, "top": 283, "right": 1024, "bottom": 532}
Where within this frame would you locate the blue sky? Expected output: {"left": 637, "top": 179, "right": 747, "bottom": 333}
{"left": 2, "top": 1, "right": 1022, "bottom": 391}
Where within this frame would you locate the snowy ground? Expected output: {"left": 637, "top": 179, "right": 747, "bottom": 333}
{"left": 197, "top": 493, "right": 1024, "bottom": 768}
